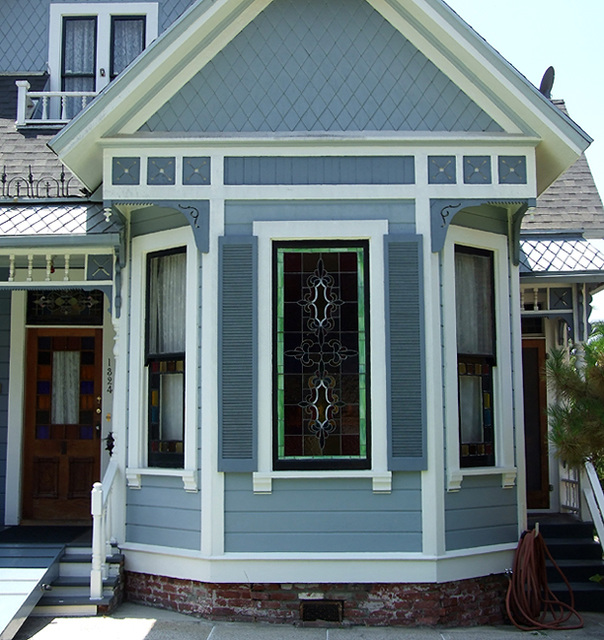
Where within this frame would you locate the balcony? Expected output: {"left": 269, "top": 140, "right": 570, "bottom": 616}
{"left": 16, "top": 80, "right": 97, "bottom": 127}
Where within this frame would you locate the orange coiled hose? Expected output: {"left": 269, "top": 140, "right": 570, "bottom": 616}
{"left": 505, "top": 529, "right": 584, "bottom": 630}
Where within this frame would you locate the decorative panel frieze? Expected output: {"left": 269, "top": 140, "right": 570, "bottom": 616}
{"left": 428, "top": 156, "right": 456, "bottom": 184}
{"left": 463, "top": 156, "right": 491, "bottom": 184}
{"left": 87, "top": 254, "right": 114, "bottom": 281}
{"left": 224, "top": 156, "right": 415, "bottom": 185}
{"left": 183, "top": 157, "right": 211, "bottom": 185}
{"left": 112, "top": 157, "right": 141, "bottom": 185}
{"left": 147, "top": 157, "right": 176, "bottom": 185}
{"left": 549, "top": 287, "right": 573, "bottom": 310}
{"left": 498, "top": 156, "right": 527, "bottom": 184}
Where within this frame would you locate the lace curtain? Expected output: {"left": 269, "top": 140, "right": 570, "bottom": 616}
{"left": 111, "top": 17, "right": 145, "bottom": 78}
{"left": 455, "top": 249, "right": 494, "bottom": 356}
{"left": 148, "top": 251, "right": 186, "bottom": 355}
{"left": 63, "top": 18, "right": 96, "bottom": 92}
{"left": 52, "top": 351, "right": 80, "bottom": 425}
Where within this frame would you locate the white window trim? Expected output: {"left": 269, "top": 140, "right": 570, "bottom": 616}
{"left": 442, "top": 226, "right": 517, "bottom": 492}
{"left": 48, "top": 3, "right": 159, "bottom": 93}
{"left": 127, "top": 227, "right": 198, "bottom": 492}
{"left": 252, "top": 219, "right": 391, "bottom": 494}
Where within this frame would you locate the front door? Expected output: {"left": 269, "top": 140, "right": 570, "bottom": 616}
{"left": 22, "top": 328, "right": 102, "bottom": 522}
{"left": 522, "top": 338, "right": 550, "bottom": 510}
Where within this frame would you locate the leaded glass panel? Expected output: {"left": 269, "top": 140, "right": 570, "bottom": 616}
{"left": 274, "top": 242, "right": 370, "bottom": 470}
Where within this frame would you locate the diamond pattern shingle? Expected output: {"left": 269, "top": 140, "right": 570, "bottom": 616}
{"left": 142, "top": 0, "right": 503, "bottom": 134}
{"left": 519, "top": 238, "right": 604, "bottom": 274}
{"left": 0, "top": 0, "right": 196, "bottom": 72}
{"left": 0, "top": 202, "right": 120, "bottom": 236}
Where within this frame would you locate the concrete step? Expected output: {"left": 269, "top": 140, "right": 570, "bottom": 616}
{"left": 549, "top": 581, "right": 604, "bottom": 612}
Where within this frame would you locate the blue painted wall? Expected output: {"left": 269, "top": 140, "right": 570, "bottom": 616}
{"left": 142, "top": 0, "right": 502, "bottom": 134}
{"left": 0, "top": 289, "right": 10, "bottom": 525}
{"left": 225, "top": 199, "right": 416, "bottom": 236}
{"left": 0, "top": 0, "right": 196, "bottom": 72}
{"left": 225, "top": 473, "right": 422, "bottom": 552}
{"left": 444, "top": 475, "right": 518, "bottom": 550}
{"left": 126, "top": 476, "right": 201, "bottom": 550}
{"left": 124, "top": 261, "right": 202, "bottom": 550}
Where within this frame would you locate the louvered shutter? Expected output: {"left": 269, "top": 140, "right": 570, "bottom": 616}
{"left": 218, "top": 236, "right": 257, "bottom": 471}
{"left": 385, "top": 235, "right": 427, "bottom": 470}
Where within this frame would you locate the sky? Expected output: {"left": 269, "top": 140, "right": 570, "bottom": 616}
{"left": 444, "top": 0, "right": 604, "bottom": 197}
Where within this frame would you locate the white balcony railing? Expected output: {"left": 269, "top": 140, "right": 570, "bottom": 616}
{"left": 16, "top": 80, "right": 97, "bottom": 126}
{"left": 582, "top": 461, "right": 604, "bottom": 547}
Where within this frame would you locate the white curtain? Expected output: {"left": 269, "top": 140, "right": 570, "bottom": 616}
{"left": 52, "top": 351, "right": 80, "bottom": 425}
{"left": 160, "top": 373, "right": 184, "bottom": 441}
{"left": 455, "top": 250, "right": 494, "bottom": 356}
{"left": 148, "top": 252, "right": 186, "bottom": 355}
{"left": 111, "top": 18, "right": 145, "bottom": 77}
{"left": 63, "top": 18, "right": 96, "bottom": 92}
{"left": 458, "top": 375, "right": 483, "bottom": 443}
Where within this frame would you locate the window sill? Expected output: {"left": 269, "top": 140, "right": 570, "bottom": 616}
{"left": 447, "top": 466, "right": 516, "bottom": 492}
{"left": 252, "top": 470, "right": 392, "bottom": 494}
{"left": 126, "top": 467, "right": 198, "bottom": 492}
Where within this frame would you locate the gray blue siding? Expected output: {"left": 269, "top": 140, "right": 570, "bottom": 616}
{"left": 0, "top": 289, "right": 10, "bottom": 524}
{"left": 224, "top": 157, "right": 415, "bottom": 185}
{"left": 0, "top": 0, "right": 195, "bottom": 72}
{"left": 225, "top": 200, "right": 416, "bottom": 236}
{"left": 445, "top": 476, "right": 518, "bottom": 550}
{"left": 225, "top": 473, "right": 422, "bottom": 552}
{"left": 141, "top": 0, "right": 502, "bottom": 134}
{"left": 126, "top": 476, "right": 200, "bottom": 550}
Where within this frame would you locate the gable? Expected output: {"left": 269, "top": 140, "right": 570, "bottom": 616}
{"left": 140, "top": 0, "right": 502, "bottom": 134}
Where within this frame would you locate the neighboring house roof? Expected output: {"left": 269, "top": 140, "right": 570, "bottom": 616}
{"left": 49, "top": 0, "right": 591, "bottom": 194}
{"left": 0, "top": 117, "right": 84, "bottom": 198}
{"left": 519, "top": 237, "right": 604, "bottom": 278}
{"left": 521, "top": 100, "right": 604, "bottom": 237}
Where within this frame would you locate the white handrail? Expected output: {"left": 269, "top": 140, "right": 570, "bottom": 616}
{"left": 16, "top": 80, "right": 97, "bottom": 126}
{"left": 582, "top": 461, "right": 604, "bottom": 547}
{"left": 90, "top": 458, "right": 119, "bottom": 601}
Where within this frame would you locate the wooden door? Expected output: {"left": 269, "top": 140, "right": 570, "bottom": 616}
{"left": 22, "top": 328, "right": 102, "bottom": 522}
{"left": 522, "top": 338, "right": 550, "bottom": 509}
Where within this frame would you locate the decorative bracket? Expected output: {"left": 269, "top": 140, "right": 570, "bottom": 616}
{"left": 156, "top": 200, "right": 210, "bottom": 253}
{"left": 430, "top": 198, "right": 536, "bottom": 256}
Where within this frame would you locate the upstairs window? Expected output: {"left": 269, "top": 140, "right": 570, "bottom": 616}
{"left": 50, "top": 4, "right": 158, "bottom": 98}
{"left": 273, "top": 241, "right": 371, "bottom": 471}
{"left": 110, "top": 16, "right": 146, "bottom": 80}
{"left": 455, "top": 245, "right": 496, "bottom": 468}
{"left": 146, "top": 248, "right": 186, "bottom": 468}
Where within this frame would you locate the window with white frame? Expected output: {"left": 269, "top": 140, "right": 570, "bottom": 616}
{"left": 444, "top": 227, "right": 516, "bottom": 491}
{"left": 127, "top": 228, "right": 198, "bottom": 488}
{"left": 251, "top": 220, "right": 391, "bottom": 491}
{"left": 49, "top": 4, "right": 158, "bottom": 99}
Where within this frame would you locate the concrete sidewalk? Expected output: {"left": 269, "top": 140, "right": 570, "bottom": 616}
{"left": 13, "top": 603, "right": 604, "bottom": 640}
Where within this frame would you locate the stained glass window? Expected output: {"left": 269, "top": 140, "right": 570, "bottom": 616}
{"left": 274, "top": 242, "right": 370, "bottom": 470}
{"left": 455, "top": 245, "right": 496, "bottom": 467}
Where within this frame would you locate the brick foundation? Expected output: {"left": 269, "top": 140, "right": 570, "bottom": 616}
{"left": 125, "top": 572, "right": 508, "bottom": 627}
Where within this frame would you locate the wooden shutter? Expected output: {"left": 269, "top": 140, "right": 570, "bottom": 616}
{"left": 385, "top": 235, "right": 427, "bottom": 470}
{"left": 218, "top": 236, "right": 257, "bottom": 471}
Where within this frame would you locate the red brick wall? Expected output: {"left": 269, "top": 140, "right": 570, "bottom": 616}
{"left": 125, "top": 572, "right": 508, "bottom": 626}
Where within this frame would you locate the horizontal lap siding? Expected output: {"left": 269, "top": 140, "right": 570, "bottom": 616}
{"left": 224, "top": 473, "right": 422, "bottom": 552}
{"left": 126, "top": 476, "right": 200, "bottom": 550}
{"left": 225, "top": 200, "right": 416, "bottom": 236}
{"left": 445, "top": 475, "right": 518, "bottom": 550}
